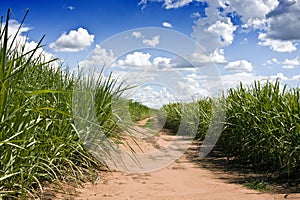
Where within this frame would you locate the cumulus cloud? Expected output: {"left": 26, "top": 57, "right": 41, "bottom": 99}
{"left": 207, "top": 19, "right": 237, "bottom": 46}
{"left": 131, "top": 32, "right": 160, "bottom": 47}
{"left": 242, "top": 18, "right": 267, "bottom": 30}
{"left": 221, "top": 72, "right": 268, "bottom": 90}
{"left": 292, "top": 74, "right": 300, "bottom": 80}
{"left": 153, "top": 57, "right": 172, "bottom": 68}
{"left": 2, "top": 20, "right": 56, "bottom": 66}
{"left": 132, "top": 31, "right": 143, "bottom": 38}
{"left": 265, "top": 58, "right": 280, "bottom": 65}
{"left": 265, "top": 0, "right": 300, "bottom": 41}
{"left": 224, "top": 60, "right": 253, "bottom": 72}
{"left": 162, "top": 21, "right": 173, "bottom": 28}
{"left": 281, "top": 56, "right": 300, "bottom": 69}
{"left": 165, "top": 0, "right": 193, "bottom": 9}
{"left": 131, "top": 86, "right": 177, "bottom": 109}
{"left": 118, "top": 52, "right": 152, "bottom": 67}
{"left": 5, "top": 19, "right": 31, "bottom": 36}
{"left": 67, "top": 6, "right": 75, "bottom": 11}
{"left": 142, "top": 35, "right": 160, "bottom": 47}
{"left": 270, "top": 72, "right": 288, "bottom": 80}
{"left": 140, "top": 0, "right": 299, "bottom": 54}
{"left": 192, "top": 11, "right": 236, "bottom": 53}
{"left": 282, "top": 65, "right": 296, "bottom": 69}
{"left": 225, "top": 0, "right": 278, "bottom": 25}
{"left": 264, "top": 56, "right": 300, "bottom": 69}
{"left": 283, "top": 56, "right": 300, "bottom": 65}
{"left": 78, "top": 45, "right": 115, "bottom": 68}
{"left": 178, "top": 74, "right": 210, "bottom": 99}
{"left": 191, "top": 12, "right": 201, "bottom": 18}
{"left": 118, "top": 51, "right": 177, "bottom": 68}
{"left": 190, "top": 0, "right": 277, "bottom": 52}
{"left": 221, "top": 71, "right": 292, "bottom": 92}
{"left": 209, "top": 49, "right": 227, "bottom": 64}
{"left": 258, "top": 33, "right": 297, "bottom": 52}
{"left": 50, "top": 28, "right": 94, "bottom": 52}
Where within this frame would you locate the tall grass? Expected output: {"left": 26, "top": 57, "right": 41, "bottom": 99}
{"left": 220, "top": 80, "right": 300, "bottom": 178}
{"left": 128, "top": 100, "right": 150, "bottom": 122}
{"left": 160, "top": 98, "right": 212, "bottom": 139}
{"left": 0, "top": 9, "right": 132, "bottom": 199}
{"left": 161, "top": 80, "right": 300, "bottom": 179}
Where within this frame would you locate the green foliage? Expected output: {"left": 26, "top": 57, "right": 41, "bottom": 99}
{"left": 219, "top": 80, "right": 300, "bottom": 178}
{"left": 128, "top": 100, "right": 150, "bottom": 122}
{"left": 244, "top": 180, "right": 272, "bottom": 192}
{"left": 160, "top": 98, "right": 212, "bottom": 139}
{"left": 0, "top": 9, "right": 132, "bottom": 199}
{"left": 161, "top": 80, "right": 300, "bottom": 180}
{"left": 160, "top": 102, "right": 182, "bottom": 131}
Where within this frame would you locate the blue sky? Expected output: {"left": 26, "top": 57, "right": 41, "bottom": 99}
{"left": 1, "top": 0, "right": 300, "bottom": 108}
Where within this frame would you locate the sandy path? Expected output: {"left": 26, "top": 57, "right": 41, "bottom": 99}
{"left": 57, "top": 118, "right": 300, "bottom": 200}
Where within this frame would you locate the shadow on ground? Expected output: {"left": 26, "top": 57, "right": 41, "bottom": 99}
{"left": 184, "top": 141, "right": 300, "bottom": 195}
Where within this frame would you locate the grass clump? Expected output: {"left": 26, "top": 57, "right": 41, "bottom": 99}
{"left": 244, "top": 180, "right": 272, "bottom": 192}
{"left": 0, "top": 9, "right": 133, "bottom": 199}
{"left": 161, "top": 80, "right": 300, "bottom": 181}
{"left": 160, "top": 98, "right": 212, "bottom": 139}
{"left": 128, "top": 99, "right": 151, "bottom": 122}
{"left": 220, "top": 80, "right": 300, "bottom": 179}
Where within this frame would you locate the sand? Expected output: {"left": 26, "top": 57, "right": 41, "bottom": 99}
{"left": 53, "top": 118, "right": 300, "bottom": 200}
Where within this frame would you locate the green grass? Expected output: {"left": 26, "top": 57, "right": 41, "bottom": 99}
{"left": 0, "top": 9, "right": 134, "bottom": 199}
{"left": 244, "top": 180, "right": 272, "bottom": 192}
{"left": 161, "top": 80, "right": 300, "bottom": 181}
{"left": 128, "top": 99, "right": 151, "bottom": 122}
{"left": 139, "top": 117, "right": 155, "bottom": 129}
{"left": 220, "top": 80, "right": 300, "bottom": 178}
{"left": 1, "top": 7, "right": 300, "bottom": 198}
{"left": 160, "top": 98, "right": 212, "bottom": 139}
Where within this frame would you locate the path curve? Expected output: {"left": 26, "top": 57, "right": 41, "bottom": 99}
{"left": 56, "top": 118, "right": 300, "bottom": 200}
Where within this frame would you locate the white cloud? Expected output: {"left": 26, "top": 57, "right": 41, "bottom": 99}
{"left": 283, "top": 56, "right": 300, "bottom": 65}
{"left": 164, "top": 0, "right": 193, "bottom": 9}
{"left": 118, "top": 52, "right": 152, "bottom": 67}
{"left": 153, "top": 57, "right": 174, "bottom": 68}
{"left": 5, "top": 19, "right": 31, "bottom": 36}
{"left": 282, "top": 65, "right": 296, "bottom": 69}
{"left": 132, "top": 31, "right": 143, "bottom": 38}
{"left": 2, "top": 20, "right": 56, "bottom": 67}
{"left": 142, "top": 35, "right": 160, "bottom": 47}
{"left": 192, "top": 13, "right": 236, "bottom": 52}
{"left": 191, "top": 12, "right": 201, "bottom": 18}
{"left": 50, "top": 27, "right": 94, "bottom": 52}
{"left": 131, "top": 85, "right": 177, "bottom": 109}
{"left": 221, "top": 72, "right": 268, "bottom": 90}
{"left": 292, "top": 74, "right": 300, "bottom": 80}
{"left": 209, "top": 49, "right": 227, "bottom": 64}
{"left": 265, "top": 58, "right": 280, "bottom": 65}
{"left": 131, "top": 32, "right": 160, "bottom": 47}
{"left": 270, "top": 72, "right": 288, "bottom": 80}
{"left": 185, "top": 49, "right": 226, "bottom": 65}
{"left": 240, "top": 38, "right": 248, "bottom": 45}
{"left": 162, "top": 21, "right": 173, "bottom": 28}
{"left": 67, "top": 6, "right": 75, "bottom": 11}
{"left": 207, "top": 19, "right": 237, "bottom": 47}
{"left": 225, "top": 0, "right": 278, "bottom": 24}
{"left": 224, "top": 60, "right": 253, "bottom": 72}
{"left": 242, "top": 18, "right": 267, "bottom": 30}
{"left": 265, "top": 0, "right": 300, "bottom": 41}
{"left": 265, "top": 56, "right": 299, "bottom": 69}
{"left": 118, "top": 51, "right": 177, "bottom": 68}
{"left": 178, "top": 76, "right": 210, "bottom": 99}
{"left": 258, "top": 33, "right": 297, "bottom": 52}
{"left": 78, "top": 45, "right": 115, "bottom": 68}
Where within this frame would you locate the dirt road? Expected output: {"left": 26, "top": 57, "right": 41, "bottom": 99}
{"left": 56, "top": 118, "right": 300, "bottom": 200}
